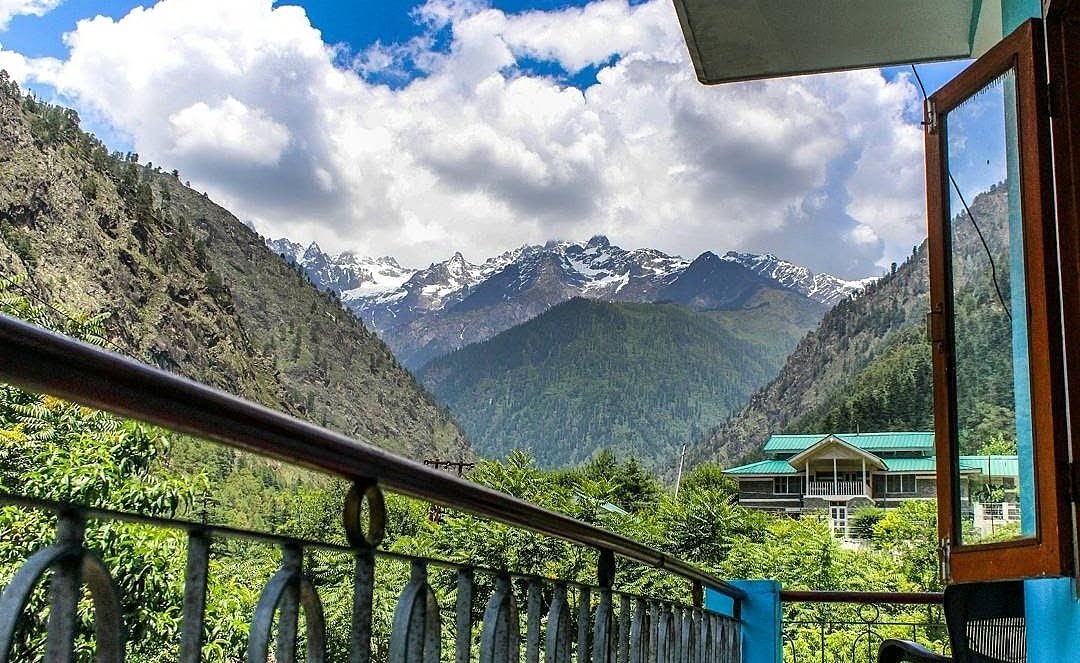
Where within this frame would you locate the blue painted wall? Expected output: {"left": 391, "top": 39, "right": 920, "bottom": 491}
{"left": 1002, "top": 0, "right": 1041, "bottom": 33}
{"left": 1024, "top": 577, "right": 1080, "bottom": 661}
{"left": 705, "top": 580, "right": 781, "bottom": 663}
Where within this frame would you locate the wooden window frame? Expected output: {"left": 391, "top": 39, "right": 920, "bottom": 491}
{"left": 773, "top": 476, "right": 801, "bottom": 495}
{"left": 1045, "top": 0, "right": 1080, "bottom": 580}
{"left": 886, "top": 474, "right": 917, "bottom": 495}
{"left": 927, "top": 18, "right": 1073, "bottom": 582}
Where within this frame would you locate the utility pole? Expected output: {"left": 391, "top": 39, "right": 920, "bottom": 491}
{"left": 674, "top": 444, "right": 687, "bottom": 498}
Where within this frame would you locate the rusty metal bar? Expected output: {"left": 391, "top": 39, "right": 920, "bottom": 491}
{"left": 779, "top": 590, "right": 944, "bottom": 605}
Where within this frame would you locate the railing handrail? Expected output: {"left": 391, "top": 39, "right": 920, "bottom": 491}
{"left": 0, "top": 313, "right": 746, "bottom": 601}
{"left": 780, "top": 590, "right": 944, "bottom": 605}
{"left": 805, "top": 480, "right": 868, "bottom": 496}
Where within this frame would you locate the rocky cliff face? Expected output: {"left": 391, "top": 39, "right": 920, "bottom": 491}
{"left": 0, "top": 77, "right": 471, "bottom": 460}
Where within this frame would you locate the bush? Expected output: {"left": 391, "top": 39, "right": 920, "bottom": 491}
{"left": 849, "top": 506, "right": 884, "bottom": 540}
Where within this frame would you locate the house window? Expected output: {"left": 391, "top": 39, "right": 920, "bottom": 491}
{"left": 773, "top": 477, "right": 801, "bottom": 494}
{"left": 886, "top": 475, "right": 916, "bottom": 494}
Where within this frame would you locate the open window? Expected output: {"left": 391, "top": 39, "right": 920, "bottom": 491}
{"left": 926, "top": 18, "right": 1072, "bottom": 582}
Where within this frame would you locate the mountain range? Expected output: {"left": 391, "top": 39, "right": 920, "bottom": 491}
{"left": 419, "top": 291, "right": 826, "bottom": 468}
{"left": 268, "top": 235, "right": 871, "bottom": 369}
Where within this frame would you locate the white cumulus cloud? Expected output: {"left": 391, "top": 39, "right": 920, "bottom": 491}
{"left": 2, "top": 0, "right": 927, "bottom": 278}
{"left": 0, "top": 0, "right": 63, "bottom": 31}
{"left": 169, "top": 97, "right": 290, "bottom": 166}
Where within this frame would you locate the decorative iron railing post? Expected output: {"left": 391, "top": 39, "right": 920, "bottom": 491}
{"left": 594, "top": 550, "right": 615, "bottom": 663}
{"left": 673, "top": 608, "right": 685, "bottom": 663}
{"left": 456, "top": 569, "right": 475, "bottom": 663}
{"left": 648, "top": 602, "right": 660, "bottom": 663}
{"left": 480, "top": 574, "right": 519, "bottom": 663}
{"left": 44, "top": 513, "right": 85, "bottom": 663}
{"left": 390, "top": 561, "right": 440, "bottom": 663}
{"left": 526, "top": 580, "right": 543, "bottom": 663}
{"left": 617, "top": 595, "right": 631, "bottom": 663}
{"left": 345, "top": 480, "right": 385, "bottom": 663}
{"left": 577, "top": 585, "right": 592, "bottom": 663}
{"left": 278, "top": 547, "right": 302, "bottom": 663}
{"left": 546, "top": 585, "right": 572, "bottom": 663}
{"left": 181, "top": 530, "right": 211, "bottom": 663}
{"left": 0, "top": 510, "right": 124, "bottom": 663}
{"left": 628, "top": 599, "right": 645, "bottom": 663}
{"left": 679, "top": 609, "right": 692, "bottom": 663}
{"left": 248, "top": 544, "right": 328, "bottom": 663}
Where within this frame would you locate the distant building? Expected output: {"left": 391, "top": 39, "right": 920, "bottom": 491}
{"left": 723, "top": 432, "right": 1018, "bottom": 538}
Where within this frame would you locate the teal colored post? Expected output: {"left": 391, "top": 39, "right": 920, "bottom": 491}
{"left": 1001, "top": 0, "right": 1040, "bottom": 33}
{"left": 1023, "top": 577, "right": 1080, "bottom": 661}
{"left": 705, "top": 580, "right": 781, "bottom": 663}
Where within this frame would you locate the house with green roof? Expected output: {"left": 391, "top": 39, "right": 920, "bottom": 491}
{"left": 724, "top": 432, "right": 1018, "bottom": 537}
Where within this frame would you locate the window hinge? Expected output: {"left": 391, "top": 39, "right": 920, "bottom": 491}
{"left": 926, "top": 309, "right": 946, "bottom": 345}
{"left": 925, "top": 98, "right": 939, "bottom": 134}
{"left": 939, "top": 537, "right": 951, "bottom": 583}
{"left": 1048, "top": 81, "right": 1062, "bottom": 118}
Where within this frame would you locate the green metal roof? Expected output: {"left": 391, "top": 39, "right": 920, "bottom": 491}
{"left": 723, "top": 460, "right": 797, "bottom": 476}
{"left": 881, "top": 458, "right": 940, "bottom": 473}
{"left": 725, "top": 455, "right": 1017, "bottom": 477}
{"left": 959, "top": 455, "right": 1020, "bottom": 478}
{"left": 763, "top": 432, "right": 934, "bottom": 454}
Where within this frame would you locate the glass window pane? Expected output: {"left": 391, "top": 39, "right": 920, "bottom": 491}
{"left": 944, "top": 67, "right": 1035, "bottom": 545}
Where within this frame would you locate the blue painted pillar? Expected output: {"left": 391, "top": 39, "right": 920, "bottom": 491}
{"left": 1023, "top": 577, "right": 1080, "bottom": 661}
{"left": 705, "top": 580, "right": 781, "bottom": 663}
{"left": 1001, "top": 0, "right": 1041, "bottom": 35}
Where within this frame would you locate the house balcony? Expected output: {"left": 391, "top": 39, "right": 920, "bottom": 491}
{"left": 0, "top": 314, "right": 747, "bottom": 663}
{"left": 805, "top": 480, "right": 871, "bottom": 498}
{"left": 0, "top": 315, "right": 988, "bottom": 663}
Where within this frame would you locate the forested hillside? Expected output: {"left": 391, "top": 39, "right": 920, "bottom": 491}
{"left": 692, "top": 183, "right": 1016, "bottom": 464}
{"left": 419, "top": 293, "right": 824, "bottom": 468}
{"left": 0, "top": 73, "right": 469, "bottom": 459}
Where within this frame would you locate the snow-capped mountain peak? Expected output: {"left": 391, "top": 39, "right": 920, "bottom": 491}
{"left": 266, "top": 238, "right": 416, "bottom": 298}
{"left": 721, "top": 251, "right": 872, "bottom": 306}
{"left": 268, "top": 234, "right": 873, "bottom": 367}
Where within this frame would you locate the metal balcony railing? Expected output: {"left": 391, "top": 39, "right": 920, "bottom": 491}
{"left": 780, "top": 592, "right": 946, "bottom": 663}
{"left": 0, "top": 313, "right": 745, "bottom": 663}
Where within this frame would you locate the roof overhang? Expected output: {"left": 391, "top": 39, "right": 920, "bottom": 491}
{"left": 788, "top": 434, "right": 887, "bottom": 470}
{"left": 671, "top": 0, "right": 1007, "bottom": 85}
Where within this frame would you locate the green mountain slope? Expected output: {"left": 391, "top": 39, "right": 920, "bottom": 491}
{"left": 0, "top": 76, "right": 470, "bottom": 460}
{"left": 418, "top": 293, "right": 825, "bottom": 468}
{"left": 692, "top": 183, "right": 1015, "bottom": 464}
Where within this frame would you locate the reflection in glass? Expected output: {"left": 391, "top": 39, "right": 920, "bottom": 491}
{"left": 944, "top": 67, "right": 1034, "bottom": 545}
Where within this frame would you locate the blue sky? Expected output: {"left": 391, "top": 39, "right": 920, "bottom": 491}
{"left": 0, "top": 0, "right": 977, "bottom": 278}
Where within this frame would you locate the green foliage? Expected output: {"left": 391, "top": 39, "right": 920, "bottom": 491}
{"left": 0, "top": 288, "right": 206, "bottom": 662}
{"left": 849, "top": 506, "right": 885, "bottom": 541}
{"left": 421, "top": 297, "right": 822, "bottom": 469}
{"left": 789, "top": 326, "right": 933, "bottom": 434}
{"left": 678, "top": 462, "right": 737, "bottom": 498}
{"left": 975, "top": 432, "right": 1017, "bottom": 456}
{"left": 0, "top": 220, "right": 37, "bottom": 265}
{"left": 872, "top": 500, "right": 940, "bottom": 591}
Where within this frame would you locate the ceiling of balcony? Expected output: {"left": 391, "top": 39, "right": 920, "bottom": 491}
{"left": 671, "top": 0, "right": 1010, "bottom": 84}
